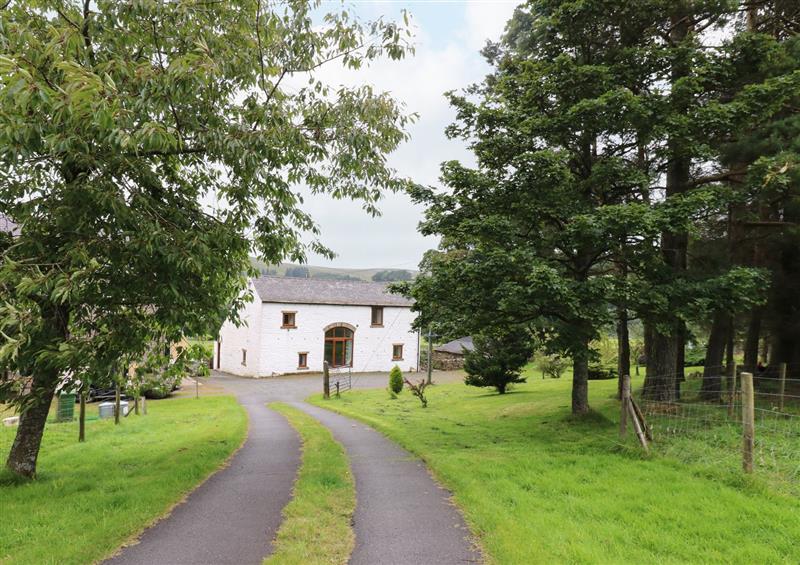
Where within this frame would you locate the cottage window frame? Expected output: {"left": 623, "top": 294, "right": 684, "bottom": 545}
{"left": 371, "top": 306, "right": 384, "bottom": 327}
{"left": 282, "top": 311, "right": 297, "bottom": 329}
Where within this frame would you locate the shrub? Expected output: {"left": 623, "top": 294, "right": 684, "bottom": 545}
{"left": 389, "top": 365, "right": 404, "bottom": 395}
{"left": 404, "top": 378, "right": 429, "bottom": 408}
{"left": 537, "top": 354, "right": 567, "bottom": 379}
{"left": 587, "top": 366, "right": 618, "bottom": 380}
{"left": 463, "top": 329, "right": 532, "bottom": 394}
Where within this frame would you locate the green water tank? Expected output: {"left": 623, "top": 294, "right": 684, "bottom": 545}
{"left": 56, "top": 393, "right": 76, "bottom": 422}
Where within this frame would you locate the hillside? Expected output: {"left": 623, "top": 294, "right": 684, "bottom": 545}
{"left": 249, "top": 258, "right": 417, "bottom": 283}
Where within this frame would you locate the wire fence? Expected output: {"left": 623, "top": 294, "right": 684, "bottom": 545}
{"left": 630, "top": 365, "right": 800, "bottom": 487}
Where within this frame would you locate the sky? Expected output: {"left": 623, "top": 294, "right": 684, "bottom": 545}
{"left": 299, "top": 0, "right": 521, "bottom": 270}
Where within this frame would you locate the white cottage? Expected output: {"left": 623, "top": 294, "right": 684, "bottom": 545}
{"left": 215, "top": 276, "right": 419, "bottom": 376}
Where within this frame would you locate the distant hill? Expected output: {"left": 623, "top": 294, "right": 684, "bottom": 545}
{"left": 249, "top": 258, "right": 417, "bottom": 282}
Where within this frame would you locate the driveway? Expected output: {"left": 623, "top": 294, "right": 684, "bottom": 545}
{"left": 107, "top": 370, "right": 479, "bottom": 565}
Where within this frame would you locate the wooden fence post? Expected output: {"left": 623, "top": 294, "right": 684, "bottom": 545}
{"left": 114, "top": 382, "right": 121, "bottom": 425}
{"left": 741, "top": 371, "right": 755, "bottom": 473}
{"left": 323, "top": 361, "right": 330, "bottom": 399}
{"left": 79, "top": 385, "right": 87, "bottom": 443}
{"left": 336, "top": 381, "right": 340, "bottom": 398}
{"left": 142, "top": 395, "right": 147, "bottom": 416}
{"left": 779, "top": 362, "right": 786, "bottom": 412}
{"left": 727, "top": 362, "right": 737, "bottom": 420}
{"left": 620, "top": 374, "right": 630, "bottom": 441}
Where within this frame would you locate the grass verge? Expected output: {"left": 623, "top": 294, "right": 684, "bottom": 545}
{"left": 0, "top": 395, "right": 247, "bottom": 565}
{"left": 309, "top": 374, "right": 800, "bottom": 564}
{"left": 266, "top": 402, "right": 355, "bottom": 565}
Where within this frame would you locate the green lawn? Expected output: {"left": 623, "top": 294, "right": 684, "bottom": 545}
{"left": 266, "top": 403, "right": 355, "bottom": 565}
{"left": 0, "top": 395, "right": 247, "bottom": 565}
{"left": 309, "top": 374, "right": 800, "bottom": 564}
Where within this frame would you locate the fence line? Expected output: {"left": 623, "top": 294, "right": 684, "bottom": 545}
{"left": 631, "top": 363, "right": 799, "bottom": 483}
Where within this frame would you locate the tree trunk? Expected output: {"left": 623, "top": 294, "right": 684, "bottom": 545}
{"left": 643, "top": 323, "right": 678, "bottom": 401}
{"left": 572, "top": 346, "right": 590, "bottom": 414}
{"left": 675, "top": 322, "right": 686, "bottom": 399}
{"left": 743, "top": 307, "right": 761, "bottom": 373}
{"left": 5, "top": 373, "right": 58, "bottom": 477}
{"left": 616, "top": 307, "right": 630, "bottom": 399}
{"left": 5, "top": 303, "right": 69, "bottom": 478}
{"left": 701, "top": 312, "right": 727, "bottom": 401}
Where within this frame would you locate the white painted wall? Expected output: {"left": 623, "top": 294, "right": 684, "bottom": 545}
{"left": 217, "top": 298, "right": 419, "bottom": 377}
{"left": 216, "top": 284, "right": 263, "bottom": 377}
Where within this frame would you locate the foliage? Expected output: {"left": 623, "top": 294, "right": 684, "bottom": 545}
{"left": 311, "top": 376, "right": 800, "bottom": 564}
{"left": 285, "top": 266, "right": 310, "bottom": 279}
{"left": 0, "top": 396, "right": 247, "bottom": 564}
{"left": 372, "top": 269, "right": 413, "bottom": 282}
{"left": 537, "top": 354, "right": 567, "bottom": 379}
{"left": 587, "top": 366, "right": 618, "bottom": 381}
{"left": 0, "top": 0, "right": 413, "bottom": 476}
{"left": 128, "top": 341, "right": 209, "bottom": 400}
{"left": 389, "top": 365, "right": 404, "bottom": 396}
{"left": 463, "top": 329, "right": 532, "bottom": 394}
{"left": 267, "top": 403, "right": 355, "bottom": 565}
{"left": 403, "top": 378, "right": 429, "bottom": 408}
{"left": 406, "top": 0, "right": 788, "bottom": 414}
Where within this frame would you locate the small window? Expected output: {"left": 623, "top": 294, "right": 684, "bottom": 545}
{"left": 282, "top": 311, "right": 296, "bottom": 328}
{"left": 392, "top": 344, "right": 404, "bottom": 361}
{"left": 241, "top": 349, "right": 247, "bottom": 366}
{"left": 371, "top": 306, "right": 384, "bottom": 327}
{"left": 298, "top": 352, "right": 308, "bottom": 369}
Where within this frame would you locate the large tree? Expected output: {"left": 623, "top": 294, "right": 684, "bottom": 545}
{"left": 408, "top": 0, "right": 775, "bottom": 413}
{"left": 0, "top": 0, "right": 412, "bottom": 477}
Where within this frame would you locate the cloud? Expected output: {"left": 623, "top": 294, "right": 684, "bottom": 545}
{"left": 295, "top": 1, "right": 521, "bottom": 269}
{"left": 462, "top": 0, "right": 520, "bottom": 51}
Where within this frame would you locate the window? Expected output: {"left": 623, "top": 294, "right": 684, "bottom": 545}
{"left": 298, "top": 352, "right": 308, "bottom": 369}
{"left": 392, "top": 344, "right": 404, "bottom": 361}
{"left": 371, "top": 306, "right": 384, "bottom": 327}
{"left": 324, "top": 326, "right": 354, "bottom": 367}
{"left": 241, "top": 349, "right": 247, "bottom": 366}
{"left": 282, "top": 311, "right": 296, "bottom": 328}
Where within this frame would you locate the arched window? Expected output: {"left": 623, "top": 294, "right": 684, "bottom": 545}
{"left": 324, "top": 326, "right": 353, "bottom": 367}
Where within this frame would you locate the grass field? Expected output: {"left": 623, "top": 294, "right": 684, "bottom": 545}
{"left": 309, "top": 373, "right": 800, "bottom": 564}
{"left": 266, "top": 403, "right": 355, "bottom": 565}
{"left": 0, "top": 395, "right": 247, "bottom": 565}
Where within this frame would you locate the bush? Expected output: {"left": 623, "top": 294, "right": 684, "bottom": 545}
{"left": 587, "top": 366, "right": 618, "bottom": 380}
{"left": 389, "top": 365, "right": 403, "bottom": 396}
{"left": 537, "top": 354, "right": 567, "bottom": 379}
{"left": 463, "top": 329, "right": 532, "bottom": 394}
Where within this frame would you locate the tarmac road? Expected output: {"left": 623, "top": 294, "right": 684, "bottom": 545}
{"left": 105, "top": 370, "right": 479, "bottom": 565}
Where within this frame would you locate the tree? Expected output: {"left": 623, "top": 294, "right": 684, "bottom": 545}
{"left": 285, "top": 266, "right": 311, "bottom": 278}
{"left": 372, "top": 269, "right": 413, "bottom": 282}
{"left": 0, "top": 0, "right": 412, "bottom": 477}
{"left": 463, "top": 329, "right": 532, "bottom": 394}
{"left": 408, "top": 0, "right": 773, "bottom": 414}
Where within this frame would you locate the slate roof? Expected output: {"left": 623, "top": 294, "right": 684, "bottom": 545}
{"left": 434, "top": 336, "right": 474, "bottom": 355}
{"left": 0, "top": 212, "right": 19, "bottom": 237}
{"left": 252, "top": 276, "right": 413, "bottom": 307}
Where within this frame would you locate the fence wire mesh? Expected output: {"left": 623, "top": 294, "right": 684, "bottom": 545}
{"left": 635, "top": 366, "right": 800, "bottom": 489}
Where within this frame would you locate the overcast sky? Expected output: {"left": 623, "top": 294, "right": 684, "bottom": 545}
{"left": 299, "top": 0, "right": 521, "bottom": 270}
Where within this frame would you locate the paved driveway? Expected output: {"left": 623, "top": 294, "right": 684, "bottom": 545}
{"left": 107, "top": 370, "right": 479, "bottom": 565}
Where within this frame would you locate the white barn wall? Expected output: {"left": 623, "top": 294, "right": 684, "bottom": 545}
{"left": 257, "top": 302, "right": 419, "bottom": 375}
{"left": 217, "top": 285, "right": 263, "bottom": 377}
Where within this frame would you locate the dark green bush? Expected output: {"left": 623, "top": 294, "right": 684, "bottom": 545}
{"left": 587, "top": 366, "right": 618, "bottom": 380}
{"left": 389, "top": 365, "right": 403, "bottom": 395}
{"left": 464, "top": 328, "right": 532, "bottom": 394}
